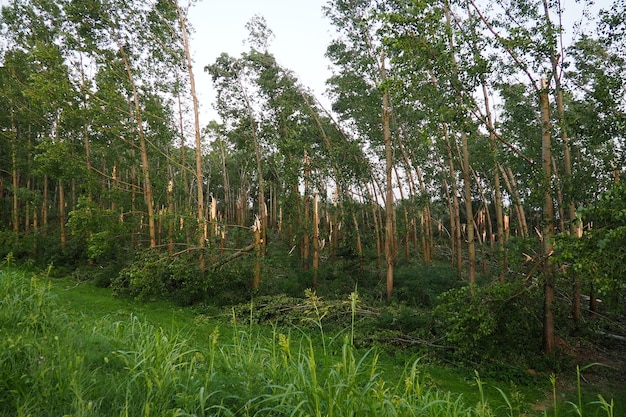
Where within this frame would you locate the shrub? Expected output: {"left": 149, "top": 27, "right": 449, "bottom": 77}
{"left": 435, "top": 281, "right": 543, "bottom": 363}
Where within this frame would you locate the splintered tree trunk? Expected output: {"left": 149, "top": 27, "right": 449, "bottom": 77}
{"left": 540, "top": 77, "right": 556, "bottom": 354}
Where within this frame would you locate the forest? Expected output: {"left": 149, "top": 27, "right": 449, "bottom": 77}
{"left": 1, "top": 0, "right": 626, "bottom": 415}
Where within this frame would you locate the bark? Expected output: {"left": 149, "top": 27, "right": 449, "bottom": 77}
{"left": 500, "top": 165, "right": 528, "bottom": 237}
{"left": 175, "top": 1, "right": 206, "bottom": 269}
{"left": 480, "top": 79, "right": 507, "bottom": 277}
{"left": 444, "top": 126, "right": 463, "bottom": 278}
{"left": 303, "top": 152, "right": 310, "bottom": 270}
{"left": 543, "top": 0, "right": 583, "bottom": 321}
{"left": 253, "top": 216, "right": 262, "bottom": 289}
{"left": 540, "top": 77, "right": 556, "bottom": 354}
{"left": 59, "top": 181, "right": 66, "bottom": 248}
{"left": 415, "top": 166, "right": 433, "bottom": 263}
{"left": 118, "top": 45, "right": 157, "bottom": 248}
{"left": 352, "top": 211, "right": 364, "bottom": 272}
{"left": 313, "top": 193, "right": 320, "bottom": 290}
{"left": 42, "top": 175, "right": 48, "bottom": 235}
{"left": 445, "top": 2, "right": 473, "bottom": 281}
{"left": 460, "top": 131, "right": 476, "bottom": 283}
{"left": 11, "top": 125, "right": 19, "bottom": 237}
{"left": 369, "top": 183, "right": 383, "bottom": 268}
{"left": 382, "top": 52, "right": 395, "bottom": 300}
{"left": 167, "top": 179, "right": 174, "bottom": 254}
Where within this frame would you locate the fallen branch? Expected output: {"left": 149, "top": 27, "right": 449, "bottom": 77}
{"left": 209, "top": 242, "right": 255, "bottom": 270}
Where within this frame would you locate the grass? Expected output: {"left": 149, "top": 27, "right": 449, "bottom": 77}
{"left": 0, "top": 266, "right": 621, "bottom": 416}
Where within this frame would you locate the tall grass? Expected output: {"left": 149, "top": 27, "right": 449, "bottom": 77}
{"left": 0, "top": 267, "right": 619, "bottom": 416}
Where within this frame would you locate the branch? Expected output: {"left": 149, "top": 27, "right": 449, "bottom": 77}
{"left": 209, "top": 242, "right": 256, "bottom": 270}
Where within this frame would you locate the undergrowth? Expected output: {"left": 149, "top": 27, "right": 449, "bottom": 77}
{"left": 0, "top": 265, "right": 619, "bottom": 416}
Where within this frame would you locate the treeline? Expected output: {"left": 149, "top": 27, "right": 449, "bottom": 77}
{"left": 1, "top": 0, "right": 625, "bottom": 354}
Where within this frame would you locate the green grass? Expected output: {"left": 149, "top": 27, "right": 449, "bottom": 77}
{"left": 0, "top": 266, "right": 621, "bottom": 416}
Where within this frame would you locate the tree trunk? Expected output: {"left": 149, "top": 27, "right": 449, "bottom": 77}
{"left": 11, "top": 129, "right": 19, "bottom": 237}
{"left": 382, "top": 52, "right": 395, "bottom": 300}
{"left": 415, "top": 166, "right": 433, "bottom": 263}
{"left": 168, "top": 178, "right": 174, "bottom": 254}
{"left": 303, "top": 152, "right": 310, "bottom": 270}
{"left": 42, "top": 175, "right": 48, "bottom": 236}
{"left": 500, "top": 165, "right": 528, "bottom": 237}
{"left": 444, "top": 126, "right": 463, "bottom": 278}
{"left": 175, "top": 1, "right": 206, "bottom": 269}
{"left": 59, "top": 180, "right": 66, "bottom": 248}
{"left": 119, "top": 45, "right": 156, "bottom": 248}
{"left": 540, "top": 77, "right": 556, "bottom": 354}
{"left": 460, "top": 131, "right": 476, "bottom": 283}
{"left": 253, "top": 215, "right": 261, "bottom": 289}
{"left": 313, "top": 193, "right": 320, "bottom": 290}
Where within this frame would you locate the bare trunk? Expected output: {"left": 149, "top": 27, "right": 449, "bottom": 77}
{"left": 460, "top": 132, "right": 476, "bottom": 283}
{"left": 444, "top": 126, "right": 463, "bottom": 278}
{"left": 540, "top": 77, "right": 556, "bottom": 354}
{"left": 313, "top": 193, "right": 320, "bottom": 289}
{"left": 415, "top": 166, "right": 433, "bottom": 263}
{"left": 42, "top": 175, "right": 48, "bottom": 235}
{"left": 500, "top": 165, "right": 528, "bottom": 237}
{"left": 11, "top": 134, "right": 19, "bottom": 237}
{"left": 352, "top": 211, "right": 363, "bottom": 272}
{"left": 480, "top": 79, "right": 507, "bottom": 276}
{"left": 168, "top": 179, "right": 174, "bottom": 254}
{"left": 175, "top": 1, "right": 206, "bottom": 268}
{"left": 382, "top": 53, "right": 395, "bottom": 300}
{"left": 59, "top": 181, "right": 66, "bottom": 248}
{"left": 253, "top": 216, "right": 261, "bottom": 289}
{"left": 119, "top": 45, "right": 156, "bottom": 248}
{"left": 303, "top": 152, "right": 310, "bottom": 270}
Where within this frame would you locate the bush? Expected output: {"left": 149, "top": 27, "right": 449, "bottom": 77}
{"left": 111, "top": 249, "right": 256, "bottom": 306}
{"left": 435, "top": 281, "right": 543, "bottom": 363}
{"left": 394, "top": 261, "right": 461, "bottom": 307}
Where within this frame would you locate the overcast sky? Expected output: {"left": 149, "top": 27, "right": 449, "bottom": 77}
{"left": 187, "top": 0, "right": 334, "bottom": 125}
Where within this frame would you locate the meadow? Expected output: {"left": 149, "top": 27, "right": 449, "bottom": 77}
{"left": 0, "top": 266, "right": 620, "bottom": 417}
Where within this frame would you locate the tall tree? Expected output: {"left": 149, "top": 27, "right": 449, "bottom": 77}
{"left": 325, "top": 0, "right": 398, "bottom": 299}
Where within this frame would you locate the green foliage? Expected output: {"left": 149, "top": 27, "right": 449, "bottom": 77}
{"left": 394, "top": 261, "right": 461, "bottom": 307}
{"left": 112, "top": 249, "right": 206, "bottom": 305}
{"left": 555, "top": 183, "right": 626, "bottom": 312}
{"left": 435, "top": 281, "right": 543, "bottom": 364}
{"left": 67, "top": 197, "right": 132, "bottom": 263}
{"left": 1, "top": 268, "right": 621, "bottom": 417}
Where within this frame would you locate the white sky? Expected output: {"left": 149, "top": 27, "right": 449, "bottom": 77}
{"left": 0, "top": 0, "right": 615, "bottom": 128}
{"left": 187, "top": 0, "right": 334, "bottom": 125}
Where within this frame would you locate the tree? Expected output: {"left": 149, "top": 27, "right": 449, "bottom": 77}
{"left": 325, "top": 0, "right": 398, "bottom": 299}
